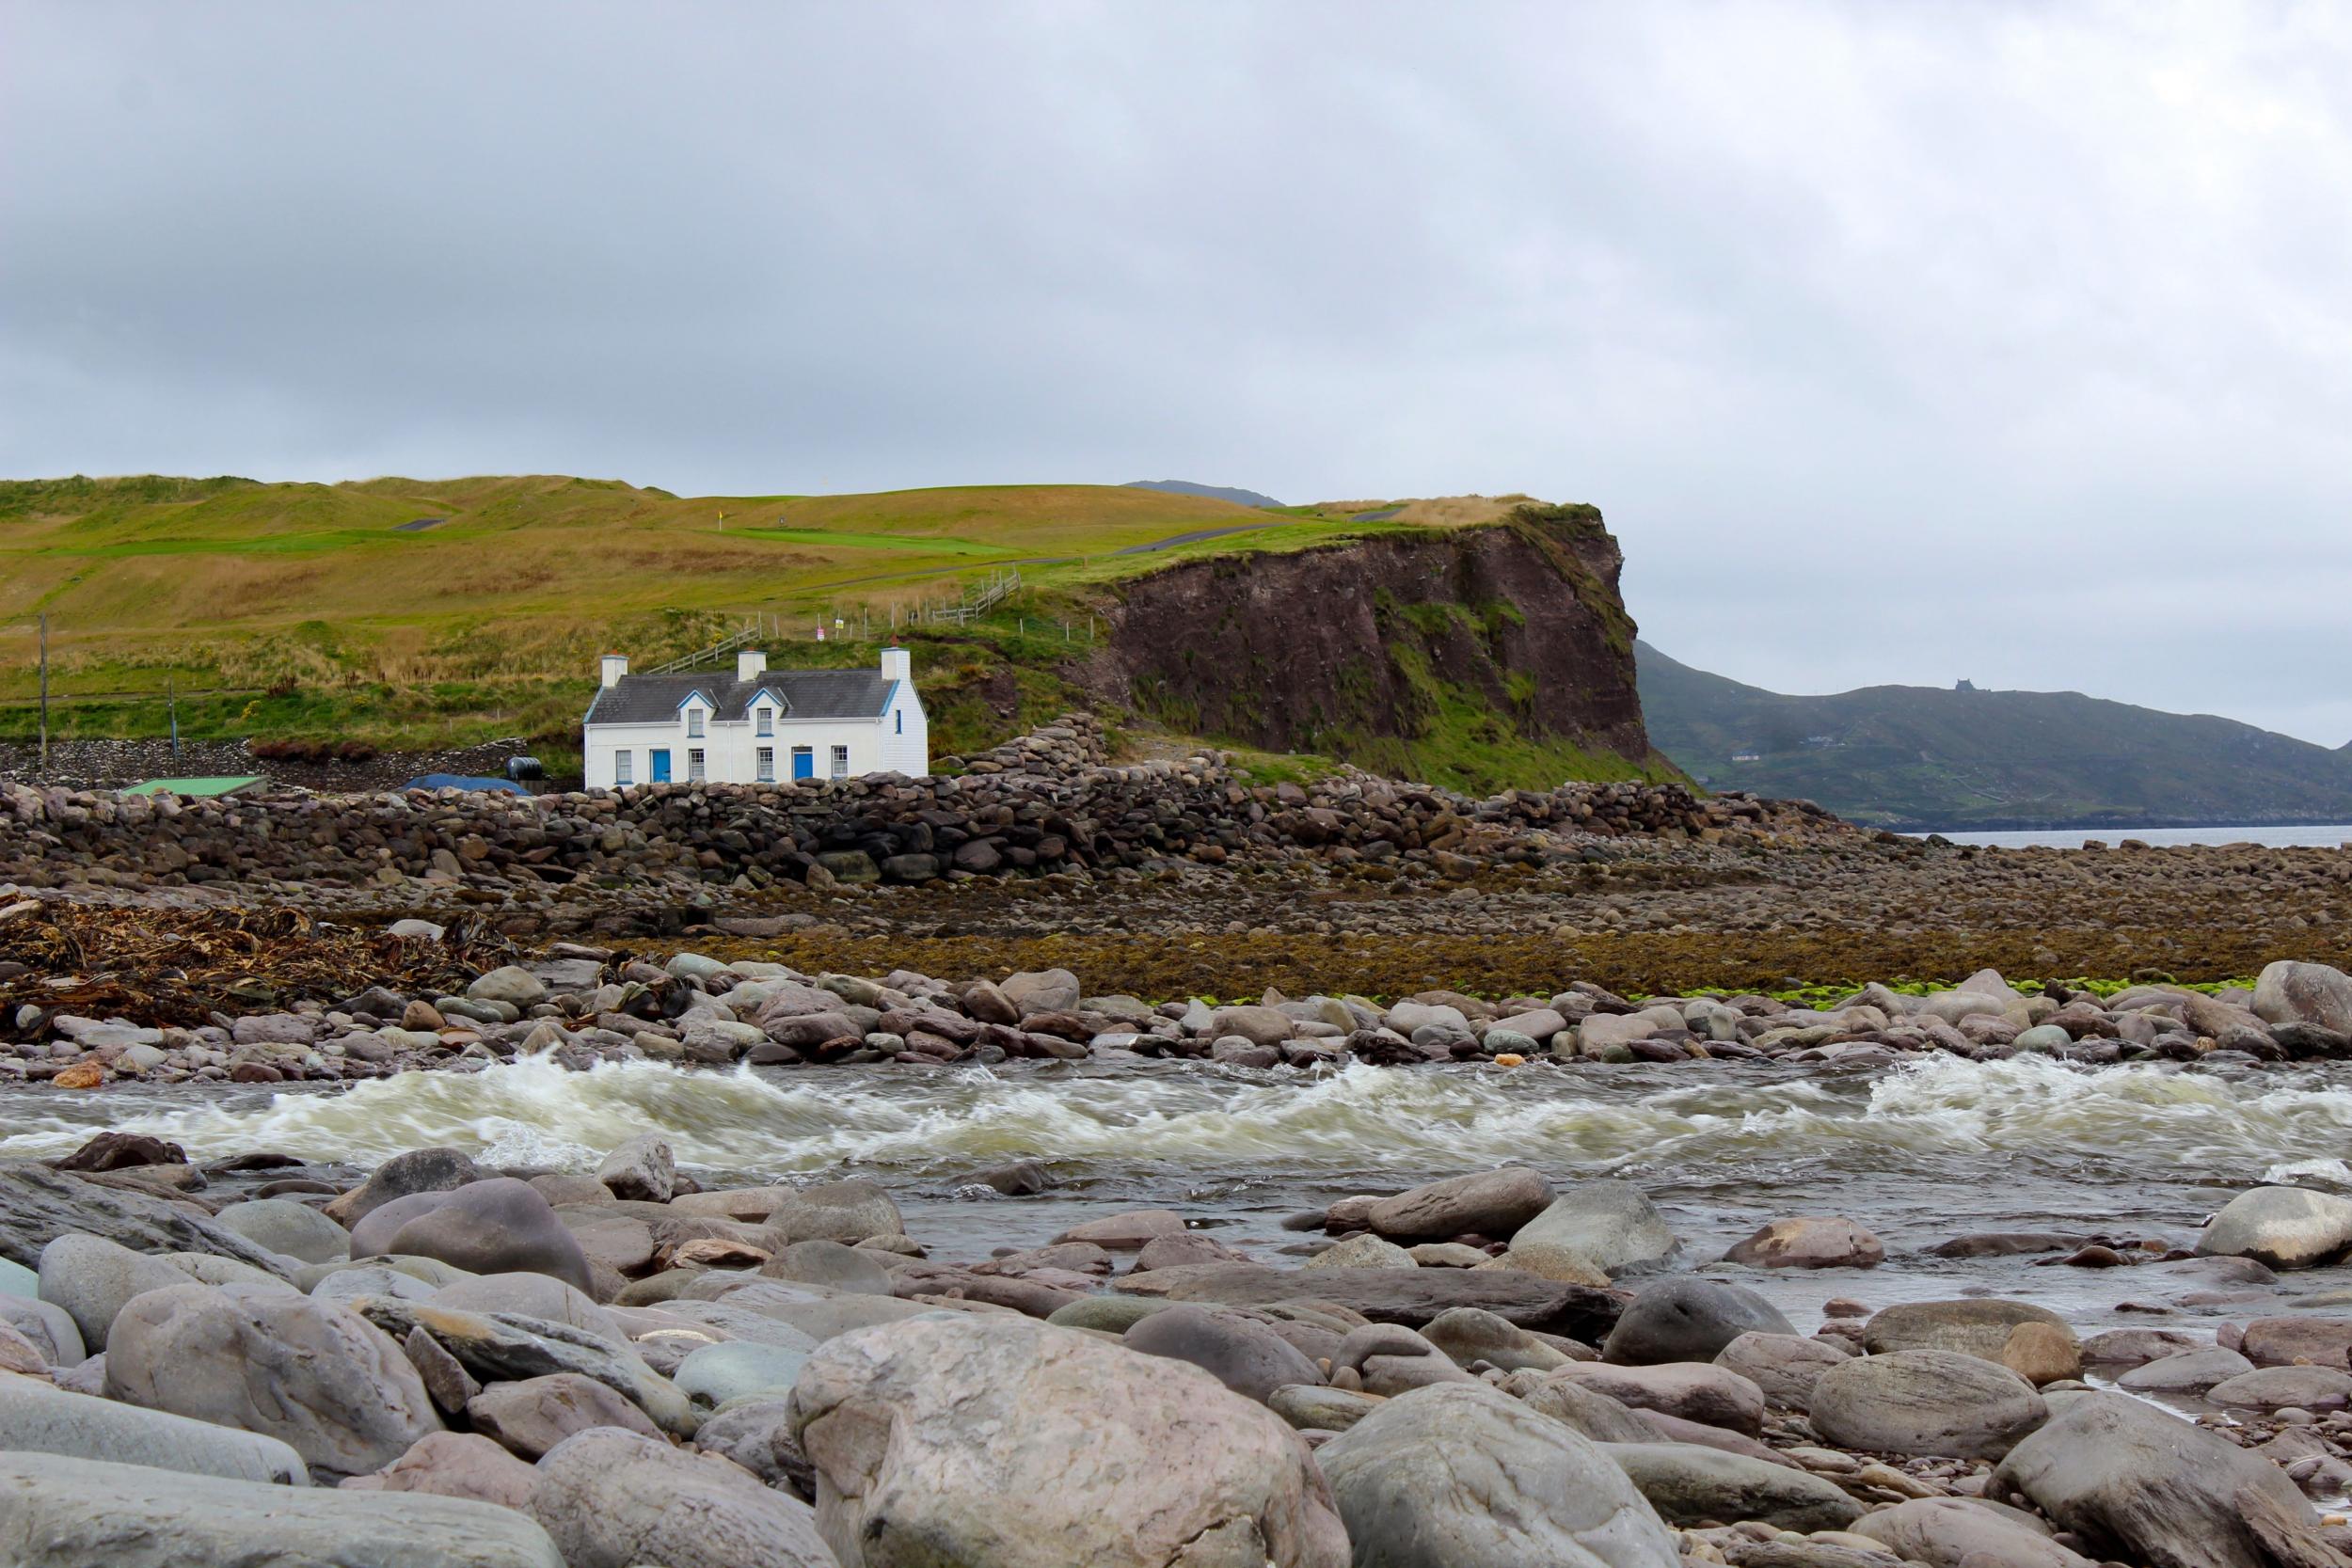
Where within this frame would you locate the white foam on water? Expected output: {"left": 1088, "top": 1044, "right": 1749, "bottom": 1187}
{"left": 3, "top": 1051, "right": 2347, "bottom": 1180}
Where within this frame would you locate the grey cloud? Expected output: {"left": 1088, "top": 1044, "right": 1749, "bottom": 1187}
{"left": 5, "top": 1, "right": 2350, "bottom": 740}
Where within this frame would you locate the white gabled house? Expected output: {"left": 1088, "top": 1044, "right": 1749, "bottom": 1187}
{"left": 582, "top": 646, "right": 927, "bottom": 789}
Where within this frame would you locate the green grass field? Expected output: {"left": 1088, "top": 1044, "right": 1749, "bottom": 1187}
{"left": 0, "top": 475, "right": 1448, "bottom": 769}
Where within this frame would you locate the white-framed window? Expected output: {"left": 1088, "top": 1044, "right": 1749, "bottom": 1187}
{"left": 830, "top": 744, "right": 850, "bottom": 779}
{"left": 755, "top": 706, "right": 772, "bottom": 736}
{"left": 687, "top": 707, "right": 705, "bottom": 738}
{"left": 756, "top": 746, "right": 774, "bottom": 782}
{"left": 688, "top": 748, "right": 707, "bottom": 783}
{"left": 613, "top": 750, "right": 633, "bottom": 786}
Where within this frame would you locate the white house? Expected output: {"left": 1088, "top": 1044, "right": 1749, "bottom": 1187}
{"left": 582, "top": 646, "right": 927, "bottom": 789}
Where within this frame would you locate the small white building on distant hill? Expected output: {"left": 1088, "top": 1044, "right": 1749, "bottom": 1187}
{"left": 582, "top": 647, "right": 926, "bottom": 789}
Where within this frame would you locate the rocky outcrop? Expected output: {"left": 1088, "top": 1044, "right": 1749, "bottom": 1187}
{"left": 1107, "top": 504, "right": 1655, "bottom": 785}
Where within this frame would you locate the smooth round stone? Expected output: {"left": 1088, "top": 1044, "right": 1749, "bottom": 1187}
{"left": 212, "top": 1199, "right": 351, "bottom": 1265}
{"left": 0, "top": 1258, "right": 39, "bottom": 1299}
{"left": 1044, "top": 1295, "right": 1178, "bottom": 1333}
{"left": 2013, "top": 1024, "right": 2074, "bottom": 1053}
{"left": 297, "top": 1256, "right": 476, "bottom": 1293}
{"left": 675, "top": 1340, "right": 811, "bottom": 1405}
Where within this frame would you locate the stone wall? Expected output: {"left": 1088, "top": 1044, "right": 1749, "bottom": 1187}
{"left": 0, "top": 713, "right": 1854, "bottom": 901}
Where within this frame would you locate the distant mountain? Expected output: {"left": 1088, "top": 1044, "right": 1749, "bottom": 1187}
{"left": 1124, "top": 479, "right": 1285, "bottom": 509}
{"left": 1637, "top": 641, "right": 2352, "bottom": 832}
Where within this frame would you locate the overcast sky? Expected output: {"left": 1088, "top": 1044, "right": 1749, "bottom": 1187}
{"left": 7, "top": 3, "right": 2350, "bottom": 742}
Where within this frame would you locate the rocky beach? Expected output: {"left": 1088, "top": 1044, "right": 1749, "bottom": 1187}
{"left": 5, "top": 721, "right": 2352, "bottom": 1565}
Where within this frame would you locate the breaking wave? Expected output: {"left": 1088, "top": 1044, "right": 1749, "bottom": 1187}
{"left": 3, "top": 1052, "right": 2348, "bottom": 1184}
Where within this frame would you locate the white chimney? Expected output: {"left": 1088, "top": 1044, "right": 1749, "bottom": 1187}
{"left": 880, "top": 644, "right": 911, "bottom": 684}
{"left": 737, "top": 649, "right": 768, "bottom": 682}
{"left": 599, "top": 654, "right": 628, "bottom": 688}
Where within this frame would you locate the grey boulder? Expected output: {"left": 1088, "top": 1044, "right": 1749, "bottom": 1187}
{"left": 0, "top": 1161, "right": 293, "bottom": 1275}
{"left": 529, "top": 1426, "right": 837, "bottom": 1568}
{"left": 341, "top": 1431, "right": 540, "bottom": 1513}
{"left": 1365, "top": 1166, "right": 1552, "bottom": 1242}
{"left": 0, "top": 1450, "right": 562, "bottom": 1568}
{"left": 788, "top": 1310, "right": 1348, "bottom": 1566}
{"left": 468, "top": 1370, "right": 666, "bottom": 1458}
{"left": 212, "top": 1197, "right": 352, "bottom": 1264}
{"left": 104, "top": 1281, "right": 441, "bottom": 1477}
{"left": 1850, "top": 1496, "right": 2097, "bottom": 1568}
{"left": 1602, "top": 1441, "right": 1863, "bottom": 1532}
{"left": 1505, "top": 1181, "right": 1678, "bottom": 1283}
{"left": 1604, "top": 1275, "right": 1792, "bottom": 1366}
{"left": 1713, "top": 1331, "right": 1851, "bottom": 1412}
{"left": 1810, "top": 1348, "right": 2047, "bottom": 1459}
{"left": 356, "top": 1179, "right": 594, "bottom": 1293}
{"left": 1420, "top": 1305, "right": 1569, "bottom": 1372}
{"left": 693, "top": 1396, "right": 815, "bottom": 1495}
{"left": 762, "top": 1237, "right": 897, "bottom": 1294}
{"left": 1994, "top": 1390, "right": 2336, "bottom": 1568}
{"left": 37, "top": 1232, "right": 188, "bottom": 1350}
{"left": 1125, "top": 1304, "right": 1327, "bottom": 1402}
{"left": 2196, "top": 1185, "right": 2352, "bottom": 1270}
{"left": 1315, "top": 1381, "right": 1678, "bottom": 1568}
{"left": 597, "top": 1133, "right": 675, "bottom": 1202}
{"left": 768, "top": 1179, "right": 905, "bottom": 1244}
{"left": 325, "top": 1146, "right": 488, "bottom": 1226}
{"left": 2253, "top": 960, "right": 2352, "bottom": 1035}
{"left": 0, "top": 1374, "right": 308, "bottom": 1483}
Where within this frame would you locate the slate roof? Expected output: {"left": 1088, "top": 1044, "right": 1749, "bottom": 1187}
{"left": 584, "top": 670, "right": 896, "bottom": 726}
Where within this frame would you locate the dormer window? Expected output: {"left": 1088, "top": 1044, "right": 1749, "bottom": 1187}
{"left": 756, "top": 706, "right": 773, "bottom": 736}
{"left": 687, "top": 707, "right": 705, "bottom": 738}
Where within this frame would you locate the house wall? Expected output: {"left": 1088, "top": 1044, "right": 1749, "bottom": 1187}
{"left": 878, "top": 679, "right": 930, "bottom": 777}
{"left": 584, "top": 712, "right": 913, "bottom": 789}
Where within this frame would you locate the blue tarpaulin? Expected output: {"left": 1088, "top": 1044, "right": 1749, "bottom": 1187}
{"left": 401, "top": 773, "right": 528, "bottom": 795}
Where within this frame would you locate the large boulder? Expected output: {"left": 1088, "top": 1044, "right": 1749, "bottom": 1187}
{"left": 1315, "top": 1381, "right": 1678, "bottom": 1568}
{"left": 0, "top": 1162, "right": 291, "bottom": 1275}
{"left": 1810, "top": 1349, "right": 2047, "bottom": 1459}
{"left": 1125, "top": 1305, "right": 1326, "bottom": 1402}
{"left": 212, "top": 1198, "right": 352, "bottom": 1264}
{"left": 1722, "top": 1216, "right": 1883, "bottom": 1270}
{"left": 0, "top": 1451, "right": 562, "bottom": 1568}
{"left": 37, "top": 1232, "right": 192, "bottom": 1350}
{"left": 1850, "top": 1496, "right": 2097, "bottom": 1568}
{"left": 769, "top": 1179, "right": 905, "bottom": 1244}
{"left": 2116, "top": 1346, "right": 2256, "bottom": 1392}
{"left": 324, "top": 1147, "right": 488, "bottom": 1227}
{"left": 787, "top": 1311, "right": 1348, "bottom": 1567}
{"left": 530, "top": 1427, "right": 833, "bottom": 1568}
{"left": 1421, "top": 1305, "right": 1570, "bottom": 1372}
{"left": 2237, "top": 1316, "right": 2352, "bottom": 1370}
{"left": 1602, "top": 1441, "right": 1863, "bottom": 1532}
{"left": 431, "top": 1272, "right": 628, "bottom": 1346}
{"left": 1504, "top": 1181, "right": 1678, "bottom": 1283}
{"left": 0, "top": 1375, "right": 308, "bottom": 1484}
{"left": 2253, "top": 960, "right": 2352, "bottom": 1035}
{"left": 1604, "top": 1275, "right": 1792, "bottom": 1366}
{"left": 344, "top": 1295, "right": 694, "bottom": 1437}
{"left": 104, "top": 1282, "right": 440, "bottom": 1477}
{"left": 596, "top": 1134, "right": 675, "bottom": 1203}
{"left": 1994, "top": 1391, "right": 2336, "bottom": 1568}
{"left": 1862, "top": 1298, "right": 2074, "bottom": 1364}
{"left": 356, "top": 1179, "right": 593, "bottom": 1293}
{"left": 1365, "top": 1166, "right": 1552, "bottom": 1242}
{"left": 1713, "top": 1331, "right": 1851, "bottom": 1412}
{"left": 1134, "top": 1260, "right": 1622, "bottom": 1342}
{"left": 340, "top": 1431, "right": 540, "bottom": 1513}
{"left": 1547, "top": 1363, "right": 1765, "bottom": 1435}
{"left": 2196, "top": 1186, "right": 2352, "bottom": 1269}
{"left": 692, "top": 1397, "right": 815, "bottom": 1494}
{"left": 467, "top": 1371, "right": 666, "bottom": 1459}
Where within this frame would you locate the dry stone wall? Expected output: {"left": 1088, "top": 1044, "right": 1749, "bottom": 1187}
{"left": 0, "top": 714, "right": 1854, "bottom": 901}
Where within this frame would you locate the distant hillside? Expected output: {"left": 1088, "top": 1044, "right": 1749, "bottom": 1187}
{"left": 1124, "top": 479, "right": 1285, "bottom": 509}
{"left": 1638, "top": 641, "right": 2352, "bottom": 831}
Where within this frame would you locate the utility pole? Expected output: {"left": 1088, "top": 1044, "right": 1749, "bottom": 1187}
{"left": 37, "top": 613, "right": 49, "bottom": 771}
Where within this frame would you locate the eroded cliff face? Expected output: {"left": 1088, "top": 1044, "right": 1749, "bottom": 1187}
{"left": 1104, "top": 505, "right": 1660, "bottom": 791}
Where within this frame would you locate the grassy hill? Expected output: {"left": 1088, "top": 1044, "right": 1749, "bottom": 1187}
{"left": 0, "top": 474, "right": 1598, "bottom": 780}
{"left": 1639, "top": 640, "right": 2352, "bottom": 830}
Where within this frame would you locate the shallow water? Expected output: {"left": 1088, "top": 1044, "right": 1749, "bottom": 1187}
{"left": 8, "top": 1053, "right": 2352, "bottom": 1333}
{"left": 1913, "top": 823, "right": 2352, "bottom": 849}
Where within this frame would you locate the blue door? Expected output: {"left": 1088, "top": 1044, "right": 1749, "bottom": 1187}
{"left": 791, "top": 746, "right": 814, "bottom": 780}
{"left": 650, "top": 749, "right": 672, "bottom": 783}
